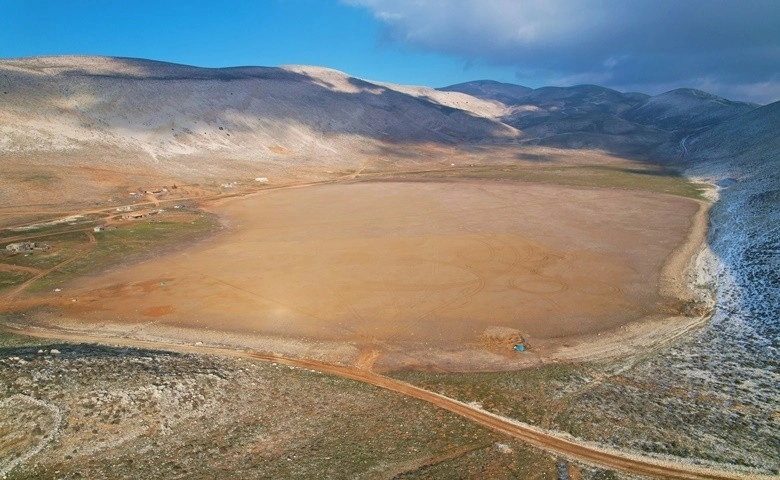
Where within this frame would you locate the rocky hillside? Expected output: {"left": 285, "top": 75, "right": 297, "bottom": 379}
{"left": 684, "top": 100, "right": 780, "bottom": 353}
{"left": 0, "top": 56, "right": 516, "bottom": 179}
{"left": 605, "top": 100, "right": 780, "bottom": 475}
{"left": 439, "top": 78, "right": 780, "bottom": 477}
{"left": 0, "top": 56, "right": 528, "bottom": 208}
{"left": 686, "top": 100, "right": 780, "bottom": 167}
{"left": 441, "top": 81, "right": 761, "bottom": 157}
{"left": 1, "top": 56, "right": 765, "bottom": 178}
{"left": 622, "top": 89, "right": 758, "bottom": 133}
{"left": 438, "top": 80, "right": 532, "bottom": 105}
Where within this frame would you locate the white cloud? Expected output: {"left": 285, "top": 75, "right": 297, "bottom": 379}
{"left": 344, "top": 0, "right": 780, "bottom": 103}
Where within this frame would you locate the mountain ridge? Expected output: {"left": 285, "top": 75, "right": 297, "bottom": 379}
{"left": 0, "top": 55, "right": 775, "bottom": 202}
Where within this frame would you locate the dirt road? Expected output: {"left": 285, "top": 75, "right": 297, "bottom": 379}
{"left": 2, "top": 324, "right": 769, "bottom": 480}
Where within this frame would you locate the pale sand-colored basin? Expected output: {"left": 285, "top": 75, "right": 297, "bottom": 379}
{"left": 59, "top": 181, "right": 699, "bottom": 352}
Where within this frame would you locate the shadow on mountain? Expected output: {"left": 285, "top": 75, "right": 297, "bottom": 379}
{"left": 509, "top": 88, "right": 757, "bottom": 163}
{"left": 0, "top": 56, "right": 771, "bottom": 176}
{"left": 623, "top": 89, "right": 758, "bottom": 133}
{"left": 441, "top": 81, "right": 761, "bottom": 164}
{"left": 0, "top": 56, "right": 516, "bottom": 153}
{"left": 676, "top": 101, "right": 780, "bottom": 377}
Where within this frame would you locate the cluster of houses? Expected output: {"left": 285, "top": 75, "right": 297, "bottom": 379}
{"left": 4, "top": 241, "right": 51, "bottom": 254}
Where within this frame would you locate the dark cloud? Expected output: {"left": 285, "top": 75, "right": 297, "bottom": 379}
{"left": 345, "top": 0, "right": 780, "bottom": 103}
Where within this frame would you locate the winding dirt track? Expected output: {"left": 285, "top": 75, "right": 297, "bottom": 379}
{"left": 1, "top": 233, "right": 96, "bottom": 301}
{"left": 1, "top": 324, "right": 769, "bottom": 480}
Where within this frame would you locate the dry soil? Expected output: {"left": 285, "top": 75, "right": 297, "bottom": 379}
{"left": 45, "top": 180, "right": 700, "bottom": 370}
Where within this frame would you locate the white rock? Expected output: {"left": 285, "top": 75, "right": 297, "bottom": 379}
{"left": 494, "top": 443, "right": 513, "bottom": 454}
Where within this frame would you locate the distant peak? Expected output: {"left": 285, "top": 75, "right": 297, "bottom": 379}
{"left": 438, "top": 80, "right": 532, "bottom": 105}
{"left": 660, "top": 88, "right": 721, "bottom": 99}
{"left": 441, "top": 79, "right": 530, "bottom": 89}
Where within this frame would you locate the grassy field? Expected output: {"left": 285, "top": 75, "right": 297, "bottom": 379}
{"left": 375, "top": 165, "right": 707, "bottom": 199}
{"left": 0, "top": 212, "right": 219, "bottom": 295}
{"left": 0, "top": 271, "right": 33, "bottom": 291}
{"left": 2, "top": 231, "right": 87, "bottom": 270}
{"left": 27, "top": 214, "right": 218, "bottom": 293}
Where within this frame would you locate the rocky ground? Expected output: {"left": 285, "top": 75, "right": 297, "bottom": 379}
{"left": 1, "top": 334, "right": 635, "bottom": 479}
{"left": 547, "top": 136, "right": 780, "bottom": 476}
{"left": 518, "top": 166, "right": 779, "bottom": 475}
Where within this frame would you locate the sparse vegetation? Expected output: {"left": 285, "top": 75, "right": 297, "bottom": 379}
{"left": 0, "top": 270, "right": 33, "bottom": 290}
{"left": 391, "top": 363, "right": 592, "bottom": 427}
{"left": 550, "top": 353, "right": 780, "bottom": 474}
{"left": 0, "top": 341, "right": 566, "bottom": 479}
{"left": 393, "top": 351, "right": 779, "bottom": 475}
{"left": 374, "top": 165, "right": 707, "bottom": 199}
{"left": 21, "top": 173, "right": 57, "bottom": 183}
{"left": 0, "top": 327, "right": 41, "bottom": 347}
{"left": 0, "top": 213, "right": 220, "bottom": 294}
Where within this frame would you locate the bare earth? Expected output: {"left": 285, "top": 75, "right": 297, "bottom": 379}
{"left": 38, "top": 180, "right": 700, "bottom": 370}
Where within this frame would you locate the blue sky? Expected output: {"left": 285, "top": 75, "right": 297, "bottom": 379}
{"left": 2, "top": 0, "right": 778, "bottom": 103}
{"left": 0, "top": 0, "right": 518, "bottom": 87}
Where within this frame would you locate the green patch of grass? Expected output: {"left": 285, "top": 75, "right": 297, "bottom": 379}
{"left": 1, "top": 232, "right": 95, "bottom": 274}
{"left": 25, "top": 215, "right": 218, "bottom": 293}
{"left": 386, "top": 165, "right": 706, "bottom": 199}
{"left": 21, "top": 173, "right": 57, "bottom": 183}
{"left": 0, "top": 270, "right": 33, "bottom": 290}
{"left": 1, "top": 222, "right": 96, "bottom": 242}
{"left": 3, "top": 248, "right": 70, "bottom": 271}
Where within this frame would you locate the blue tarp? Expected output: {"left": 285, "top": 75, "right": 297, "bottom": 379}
{"left": 513, "top": 344, "right": 526, "bottom": 352}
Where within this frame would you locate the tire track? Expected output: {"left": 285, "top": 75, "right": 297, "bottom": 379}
{"left": 492, "top": 234, "right": 525, "bottom": 272}
{"left": 0, "top": 395, "right": 63, "bottom": 479}
{"left": 2, "top": 232, "right": 97, "bottom": 301}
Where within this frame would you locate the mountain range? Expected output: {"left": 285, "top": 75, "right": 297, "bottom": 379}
{"left": 0, "top": 56, "right": 777, "bottom": 208}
